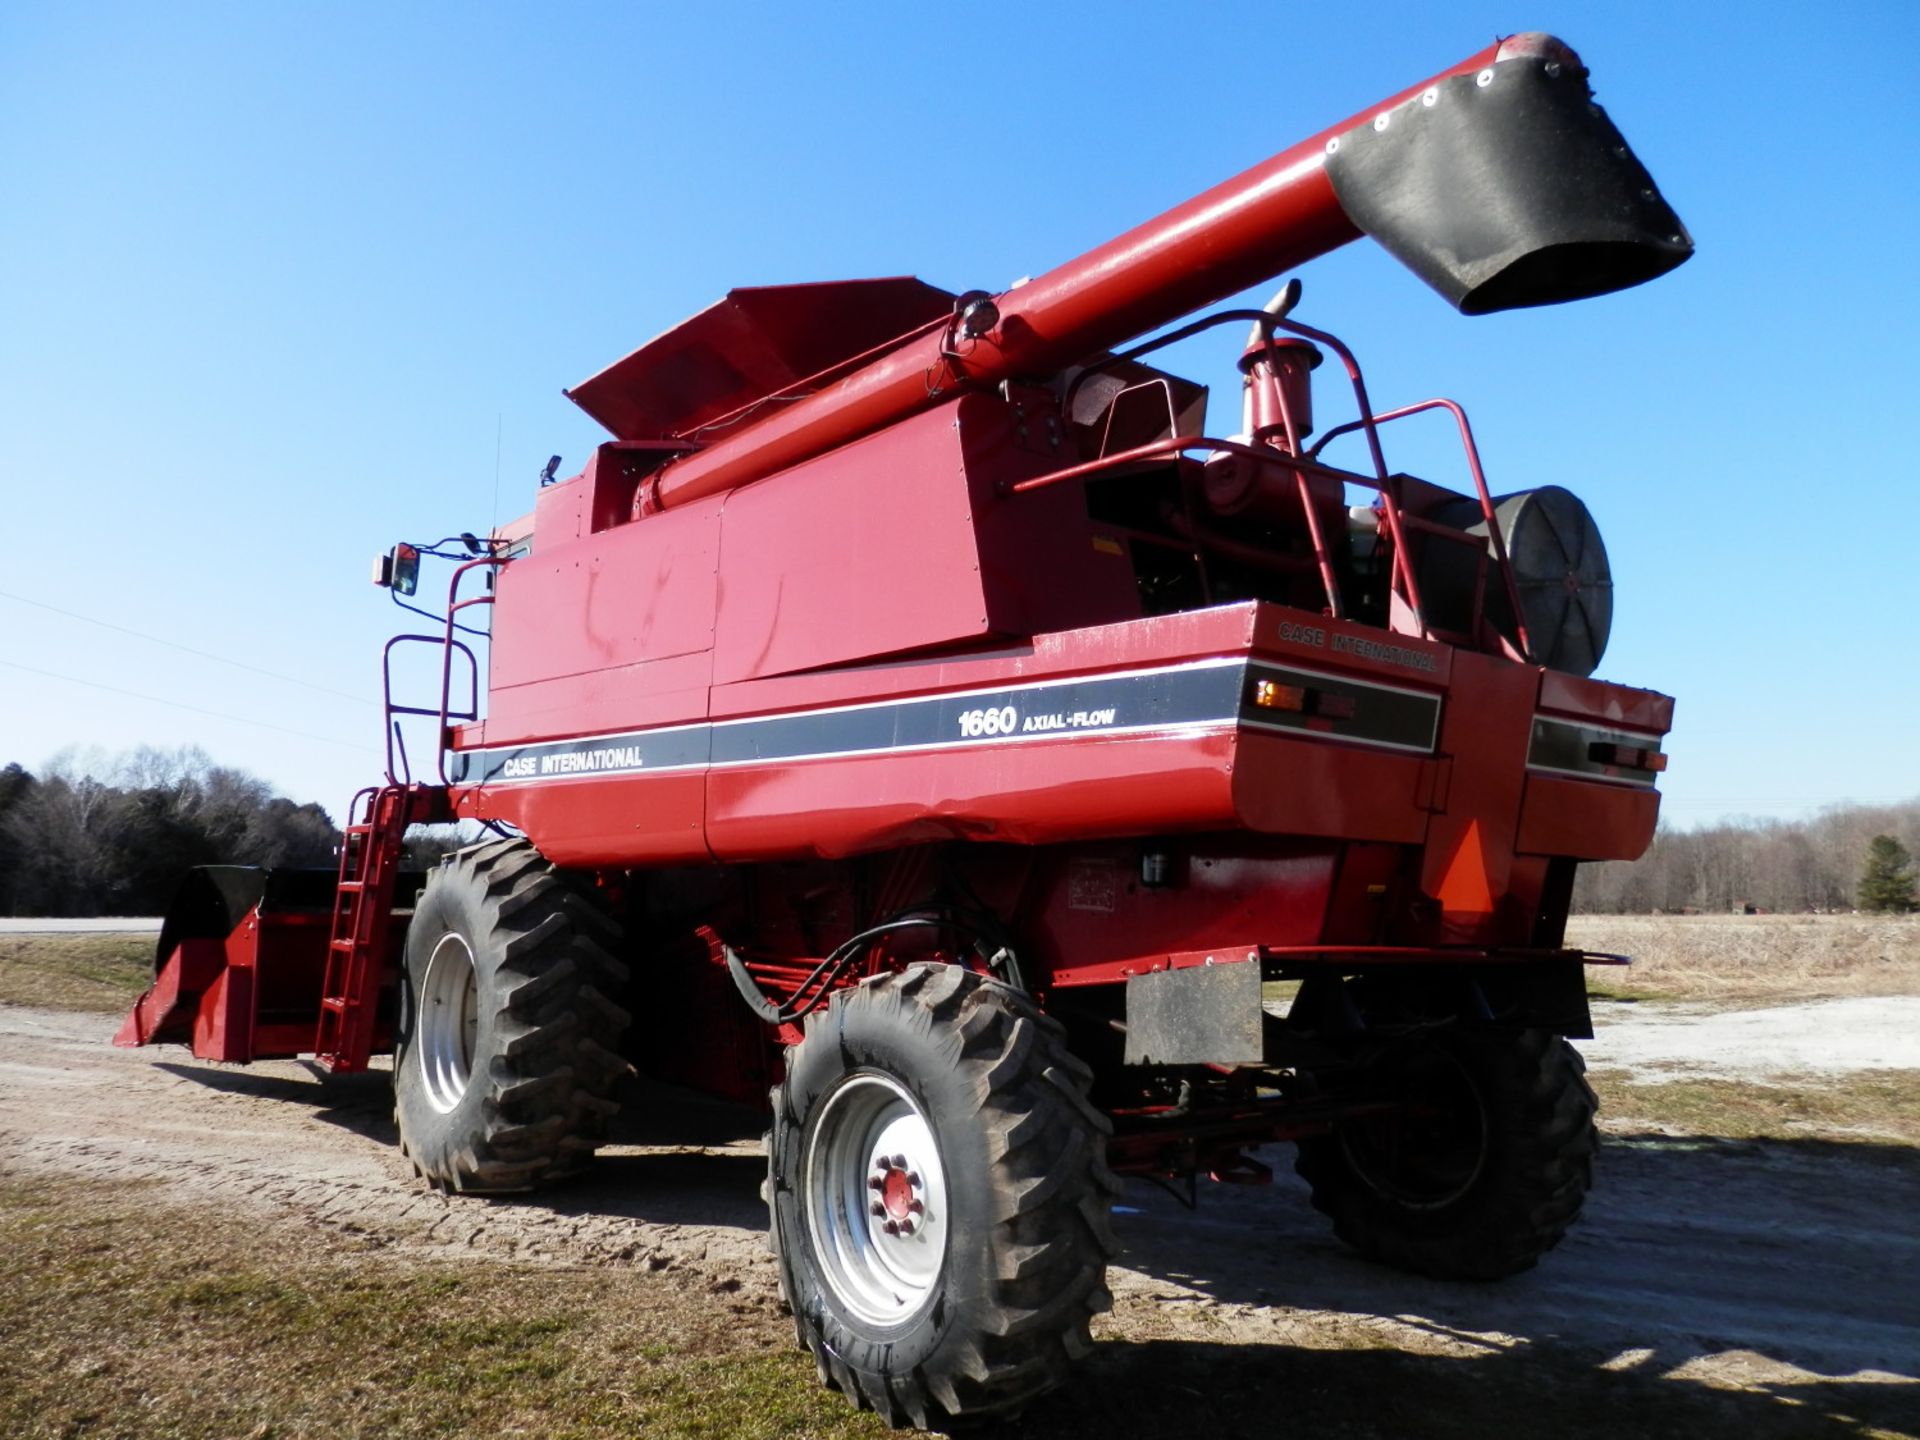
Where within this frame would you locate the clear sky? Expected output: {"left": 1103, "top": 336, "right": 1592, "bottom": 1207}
{"left": 2, "top": 2, "right": 1914, "bottom": 827}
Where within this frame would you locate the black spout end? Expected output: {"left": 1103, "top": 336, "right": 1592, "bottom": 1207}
{"left": 1326, "top": 43, "right": 1692, "bottom": 314}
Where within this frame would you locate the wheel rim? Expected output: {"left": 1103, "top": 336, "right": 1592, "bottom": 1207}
{"left": 418, "top": 932, "right": 479, "bottom": 1114}
{"left": 1340, "top": 1047, "right": 1489, "bottom": 1210}
{"left": 802, "top": 1071, "right": 950, "bottom": 1328}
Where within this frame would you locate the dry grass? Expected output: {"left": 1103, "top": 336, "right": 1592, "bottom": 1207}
{"left": 0, "top": 935, "right": 152, "bottom": 1012}
{"left": 5, "top": 1175, "right": 1910, "bottom": 1440}
{"left": 1594, "top": 1068, "right": 1920, "bottom": 1149}
{"left": 1569, "top": 914, "right": 1920, "bottom": 1002}
{"left": 0, "top": 1173, "right": 881, "bottom": 1440}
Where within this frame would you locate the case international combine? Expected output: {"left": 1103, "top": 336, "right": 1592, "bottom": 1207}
{"left": 119, "top": 31, "right": 1689, "bottom": 1427}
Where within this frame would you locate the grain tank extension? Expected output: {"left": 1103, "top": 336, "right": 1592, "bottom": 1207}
{"left": 120, "top": 33, "right": 1688, "bottom": 1428}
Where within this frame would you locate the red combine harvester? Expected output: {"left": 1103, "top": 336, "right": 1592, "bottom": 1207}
{"left": 120, "top": 32, "right": 1688, "bottom": 1427}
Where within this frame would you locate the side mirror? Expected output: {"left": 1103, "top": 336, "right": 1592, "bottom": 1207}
{"left": 372, "top": 542, "right": 421, "bottom": 596}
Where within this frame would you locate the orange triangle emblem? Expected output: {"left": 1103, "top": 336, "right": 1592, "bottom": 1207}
{"left": 1436, "top": 819, "right": 1495, "bottom": 914}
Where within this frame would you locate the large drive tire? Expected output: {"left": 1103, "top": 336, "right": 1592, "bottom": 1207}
{"left": 767, "top": 964, "right": 1120, "bottom": 1429}
{"left": 393, "top": 839, "right": 630, "bottom": 1193}
{"left": 1295, "top": 1027, "right": 1596, "bottom": 1280}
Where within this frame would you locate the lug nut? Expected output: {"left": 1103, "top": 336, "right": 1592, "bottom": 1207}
{"left": 871, "top": 1201, "right": 887, "bottom": 1217}
{"left": 883, "top": 1220, "right": 900, "bottom": 1236}
{"left": 868, "top": 1175, "right": 885, "bottom": 1191}
{"left": 897, "top": 1218, "right": 916, "bottom": 1236}
{"left": 890, "top": 1154, "right": 907, "bottom": 1169}
{"left": 906, "top": 1172, "right": 921, "bottom": 1188}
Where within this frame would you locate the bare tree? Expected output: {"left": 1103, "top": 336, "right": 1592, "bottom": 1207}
{"left": 0, "top": 747, "right": 342, "bottom": 916}
{"left": 1574, "top": 799, "right": 1920, "bottom": 914}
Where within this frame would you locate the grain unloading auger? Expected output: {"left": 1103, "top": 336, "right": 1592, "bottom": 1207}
{"left": 121, "top": 33, "right": 1688, "bottom": 1427}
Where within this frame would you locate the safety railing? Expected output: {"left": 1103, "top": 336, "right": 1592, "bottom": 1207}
{"left": 381, "top": 551, "right": 511, "bottom": 788}
{"left": 1031, "top": 309, "right": 1533, "bottom": 663}
{"left": 381, "top": 634, "right": 478, "bottom": 788}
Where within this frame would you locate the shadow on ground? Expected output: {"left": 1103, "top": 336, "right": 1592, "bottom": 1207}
{"left": 150, "top": 1062, "right": 1919, "bottom": 1437}
{"left": 1106, "top": 1129, "right": 1918, "bottom": 1385}
{"left": 1000, "top": 1335, "right": 1918, "bottom": 1440}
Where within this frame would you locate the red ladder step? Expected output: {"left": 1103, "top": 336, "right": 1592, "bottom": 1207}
{"left": 313, "top": 783, "right": 427, "bottom": 1075}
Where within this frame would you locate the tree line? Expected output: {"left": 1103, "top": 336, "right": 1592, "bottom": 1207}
{"left": 0, "top": 748, "right": 342, "bottom": 916}
{"left": 1572, "top": 798, "right": 1920, "bottom": 914}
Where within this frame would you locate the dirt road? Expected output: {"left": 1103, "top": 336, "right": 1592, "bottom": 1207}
{"left": 2, "top": 1001, "right": 1915, "bottom": 1434}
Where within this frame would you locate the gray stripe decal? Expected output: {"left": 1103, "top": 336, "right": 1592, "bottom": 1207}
{"left": 1528, "top": 717, "right": 1663, "bottom": 788}
{"left": 449, "top": 658, "right": 1440, "bottom": 786}
{"left": 1240, "top": 661, "right": 1441, "bottom": 753}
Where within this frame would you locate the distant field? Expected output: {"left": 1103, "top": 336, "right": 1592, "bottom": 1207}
{"left": 12, "top": 916, "right": 1918, "bottom": 1016}
{"left": 1568, "top": 913, "right": 1920, "bottom": 1002}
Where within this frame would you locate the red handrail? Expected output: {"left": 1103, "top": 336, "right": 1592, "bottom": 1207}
{"left": 1312, "top": 397, "right": 1533, "bottom": 661}
{"left": 1005, "top": 306, "right": 1533, "bottom": 660}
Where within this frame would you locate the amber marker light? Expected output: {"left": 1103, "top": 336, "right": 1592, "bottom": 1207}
{"left": 1253, "top": 680, "right": 1307, "bottom": 712}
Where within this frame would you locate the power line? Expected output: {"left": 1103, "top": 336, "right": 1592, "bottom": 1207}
{"left": 0, "top": 658, "right": 375, "bottom": 752}
{"left": 0, "top": 588, "right": 376, "bottom": 706}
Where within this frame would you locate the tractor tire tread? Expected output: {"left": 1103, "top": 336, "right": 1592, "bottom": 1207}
{"left": 394, "top": 839, "right": 628, "bottom": 1195}
{"left": 1296, "top": 1027, "right": 1596, "bottom": 1281}
{"left": 771, "top": 964, "right": 1115, "bottom": 1426}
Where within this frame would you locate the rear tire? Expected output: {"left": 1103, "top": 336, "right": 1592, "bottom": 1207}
{"left": 393, "top": 839, "right": 630, "bottom": 1193}
{"left": 1295, "top": 1027, "right": 1596, "bottom": 1280}
{"left": 767, "top": 964, "right": 1119, "bottom": 1429}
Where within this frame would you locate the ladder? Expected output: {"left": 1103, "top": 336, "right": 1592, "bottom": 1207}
{"left": 314, "top": 783, "right": 428, "bottom": 1073}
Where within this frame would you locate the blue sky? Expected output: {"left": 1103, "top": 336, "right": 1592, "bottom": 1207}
{"left": 2, "top": 2, "right": 1914, "bottom": 826}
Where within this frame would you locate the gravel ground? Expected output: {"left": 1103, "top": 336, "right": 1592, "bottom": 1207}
{"left": 1, "top": 998, "right": 1914, "bottom": 1427}
{"left": 1584, "top": 996, "right": 1920, "bottom": 1081}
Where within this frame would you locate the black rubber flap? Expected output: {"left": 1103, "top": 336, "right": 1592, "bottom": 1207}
{"left": 1325, "top": 58, "right": 1692, "bottom": 313}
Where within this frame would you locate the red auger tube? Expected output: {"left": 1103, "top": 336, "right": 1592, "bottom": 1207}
{"left": 639, "top": 33, "right": 1688, "bottom": 514}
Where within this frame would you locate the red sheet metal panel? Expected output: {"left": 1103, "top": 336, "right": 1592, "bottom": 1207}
{"left": 1537, "top": 669, "right": 1673, "bottom": 732}
{"left": 450, "top": 599, "right": 1484, "bottom": 872}
{"left": 113, "top": 937, "right": 225, "bottom": 1049}
{"left": 1516, "top": 772, "right": 1662, "bottom": 861}
{"left": 1231, "top": 730, "right": 1431, "bottom": 845}
{"left": 710, "top": 395, "right": 1137, "bottom": 684}
{"left": 463, "top": 770, "right": 711, "bottom": 868}
{"left": 1037, "top": 839, "right": 1341, "bottom": 988}
{"left": 1248, "top": 607, "right": 1453, "bottom": 687}
{"left": 481, "top": 652, "right": 714, "bottom": 753}
{"left": 484, "top": 488, "right": 722, "bottom": 772}
{"left": 705, "top": 727, "right": 1242, "bottom": 863}
{"left": 1417, "top": 649, "right": 1540, "bottom": 940}
{"left": 567, "top": 279, "right": 956, "bottom": 443}
{"left": 706, "top": 606, "right": 1259, "bottom": 722}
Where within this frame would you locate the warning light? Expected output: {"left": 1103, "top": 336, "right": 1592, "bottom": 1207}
{"left": 1251, "top": 678, "right": 1356, "bottom": 721}
{"left": 1253, "top": 680, "right": 1307, "bottom": 712}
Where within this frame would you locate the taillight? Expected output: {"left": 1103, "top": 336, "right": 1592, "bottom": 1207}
{"left": 1588, "top": 741, "right": 1667, "bottom": 773}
